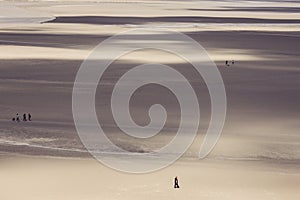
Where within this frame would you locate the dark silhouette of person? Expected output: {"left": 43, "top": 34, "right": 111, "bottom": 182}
{"left": 28, "top": 113, "right": 32, "bottom": 121}
{"left": 174, "top": 176, "right": 180, "bottom": 188}
{"left": 225, "top": 60, "right": 228, "bottom": 66}
{"left": 12, "top": 117, "right": 15, "bottom": 122}
{"left": 16, "top": 113, "right": 20, "bottom": 122}
{"left": 23, "top": 113, "right": 27, "bottom": 121}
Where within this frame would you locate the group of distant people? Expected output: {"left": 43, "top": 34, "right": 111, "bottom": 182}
{"left": 225, "top": 60, "right": 235, "bottom": 67}
{"left": 12, "top": 113, "right": 32, "bottom": 122}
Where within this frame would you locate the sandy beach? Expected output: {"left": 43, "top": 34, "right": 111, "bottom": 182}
{"left": 0, "top": 155, "right": 299, "bottom": 200}
{"left": 0, "top": 0, "right": 300, "bottom": 199}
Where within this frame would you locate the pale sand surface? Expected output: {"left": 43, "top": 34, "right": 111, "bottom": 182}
{"left": 0, "top": 155, "right": 299, "bottom": 200}
{"left": 0, "top": 0, "right": 300, "bottom": 199}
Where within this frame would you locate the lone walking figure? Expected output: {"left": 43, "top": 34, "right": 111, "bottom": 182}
{"left": 174, "top": 176, "right": 180, "bottom": 188}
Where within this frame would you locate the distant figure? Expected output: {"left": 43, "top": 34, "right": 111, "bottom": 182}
{"left": 28, "top": 113, "right": 32, "bottom": 121}
{"left": 231, "top": 60, "right": 235, "bottom": 65}
{"left": 225, "top": 60, "right": 229, "bottom": 66}
{"left": 16, "top": 113, "right": 20, "bottom": 122}
{"left": 174, "top": 176, "right": 180, "bottom": 188}
{"left": 12, "top": 117, "right": 15, "bottom": 122}
{"left": 23, "top": 113, "right": 27, "bottom": 121}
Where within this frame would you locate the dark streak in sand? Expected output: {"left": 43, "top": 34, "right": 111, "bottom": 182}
{"left": 48, "top": 16, "right": 300, "bottom": 25}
